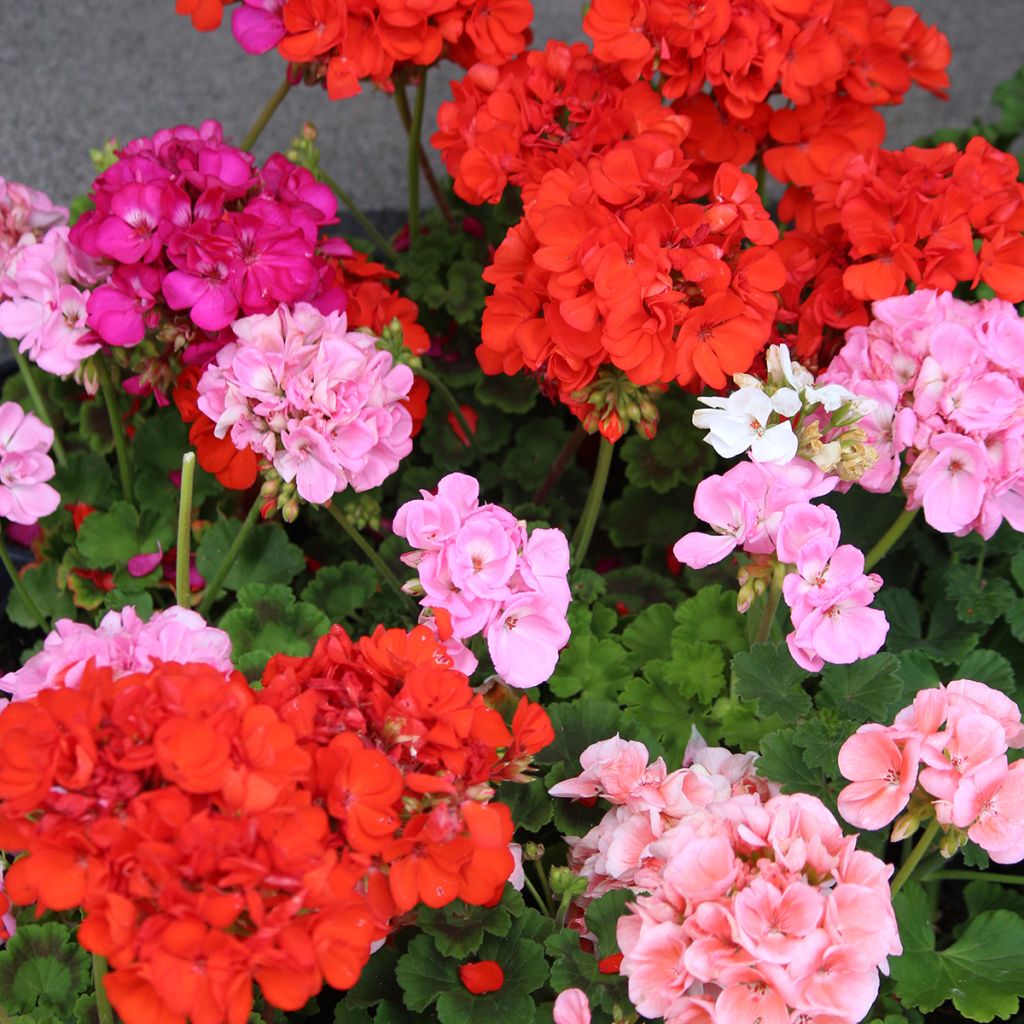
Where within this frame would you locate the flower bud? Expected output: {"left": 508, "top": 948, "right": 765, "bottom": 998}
{"left": 522, "top": 842, "right": 545, "bottom": 862}
{"left": 281, "top": 498, "right": 300, "bottom": 523}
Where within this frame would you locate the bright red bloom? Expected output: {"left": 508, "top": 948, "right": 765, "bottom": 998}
{"left": 459, "top": 960, "right": 505, "bottom": 994}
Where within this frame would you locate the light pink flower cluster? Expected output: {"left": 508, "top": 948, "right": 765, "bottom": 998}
{"left": 673, "top": 459, "right": 888, "bottom": 670}
{"left": 0, "top": 178, "right": 105, "bottom": 376}
{"left": 393, "top": 473, "right": 571, "bottom": 688}
{"left": 838, "top": 680, "right": 1024, "bottom": 864}
{"left": 823, "top": 289, "right": 1024, "bottom": 537}
{"left": 0, "top": 401, "right": 60, "bottom": 526}
{"left": 776, "top": 502, "right": 888, "bottom": 671}
{"left": 0, "top": 605, "right": 233, "bottom": 702}
{"left": 551, "top": 733, "right": 901, "bottom": 1024}
{"left": 0, "top": 176, "right": 66, "bottom": 285}
{"left": 197, "top": 302, "right": 413, "bottom": 504}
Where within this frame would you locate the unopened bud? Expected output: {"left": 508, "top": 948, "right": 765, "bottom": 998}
{"left": 281, "top": 498, "right": 300, "bottom": 523}
{"left": 939, "top": 826, "right": 967, "bottom": 859}
{"left": 260, "top": 478, "right": 280, "bottom": 499}
{"left": 465, "top": 783, "right": 495, "bottom": 802}
{"left": 522, "top": 842, "right": 545, "bottom": 862}
{"left": 891, "top": 811, "right": 922, "bottom": 843}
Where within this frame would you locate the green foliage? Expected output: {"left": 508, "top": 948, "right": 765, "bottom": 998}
{"left": 548, "top": 633, "right": 633, "bottom": 700}
{"left": 416, "top": 891, "right": 519, "bottom": 960}
{"left": 584, "top": 890, "right": 632, "bottom": 959}
{"left": 301, "top": 562, "right": 379, "bottom": 625}
{"left": 4, "top": 563, "right": 75, "bottom": 630}
{"left": 733, "top": 642, "right": 812, "bottom": 719}
{"left": 196, "top": 517, "right": 305, "bottom": 593}
{"left": 75, "top": 501, "right": 171, "bottom": 568}
{"left": 0, "top": 922, "right": 91, "bottom": 1018}
{"left": 219, "top": 583, "right": 330, "bottom": 678}
{"left": 620, "top": 603, "right": 675, "bottom": 667}
{"left": 892, "top": 884, "right": 1024, "bottom": 1021}
{"left": 817, "top": 654, "right": 904, "bottom": 721}
{"left": 673, "top": 586, "right": 747, "bottom": 656}
{"left": 497, "top": 779, "right": 554, "bottom": 832}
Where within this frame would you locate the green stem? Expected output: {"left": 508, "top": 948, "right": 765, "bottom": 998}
{"left": 326, "top": 503, "right": 412, "bottom": 605}
{"left": 929, "top": 869, "right": 1024, "bottom": 885}
{"left": 753, "top": 565, "right": 785, "bottom": 645}
{"left": 94, "top": 356, "right": 133, "bottom": 504}
{"left": 197, "top": 495, "right": 262, "bottom": 617}
{"left": 241, "top": 73, "right": 293, "bottom": 151}
{"left": 533, "top": 424, "right": 586, "bottom": 506}
{"left": 533, "top": 860, "right": 555, "bottom": 916}
{"left": 0, "top": 541, "right": 48, "bottom": 632}
{"left": 391, "top": 86, "right": 457, "bottom": 232}
{"left": 891, "top": 818, "right": 941, "bottom": 895}
{"left": 864, "top": 506, "right": 919, "bottom": 572}
{"left": 93, "top": 953, "right": 114, "bottom": 1024}
{"left": 417, "top": 366, "right": 482, "bottom": 457}
{"left": 6, "top": 339, "right": 66, "bottom": 465}
{"left": 522, "top": 874, "right": 550, "bottom": 916}
{"left": 396, "top": 74, "right": 428, "bottom": 240}
{"left": 175, "top": 453, "right": 196, "bottom": 608}
{"left": 571, "top": 438, "right": 614, "bottom": 568}
{"left": 319, "top": 170, "right": 397, "bottom": 263}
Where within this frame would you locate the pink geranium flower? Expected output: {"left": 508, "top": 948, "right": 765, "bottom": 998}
{"left": 552, "top": 989, "right": 590, "bottom": 1024}
{"left": 837, "top": 727, "right": 920, "bottom": 830}
{"left": 0, "top": 401, "right": 60, "bottom": 526}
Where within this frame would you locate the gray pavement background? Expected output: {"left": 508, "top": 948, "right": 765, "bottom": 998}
{"left": 1, "top": 0, "right": 1022, "bottom": 212}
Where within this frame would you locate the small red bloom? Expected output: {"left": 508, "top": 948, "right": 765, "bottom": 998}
{"left": 598, "top": 953, "right": 624, "bottom": 974}
{"left": 459, "top": 960, "right": 505, "bottom": 995}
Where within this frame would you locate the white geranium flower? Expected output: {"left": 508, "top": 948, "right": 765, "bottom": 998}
{"left": 693, "top": 387, "right": 798, "bottom": 464}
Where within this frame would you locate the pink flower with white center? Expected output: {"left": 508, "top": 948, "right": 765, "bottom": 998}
{"left": 836, "top": 726, "right": 921, "bottom": 830}
{"left": 907, "top": 433, "right": 988, "bottom": 535}
{"left": 733, "top": 878, "right": 825, "bottom": 963}
{"left": 673, "top": 475, "right": 758, "bottom": 569}
{"left": 449, "top": 516, "right": 518, "bottom": 600}
{"left": 620, "top": 921, "right": 692, "bottom": 1020}
{"left": 487, "top": 591, "right": 571, "bottom": 689}
{"left": 548, "top": 736, "right": 665, "bottom": 806}
{"left": 0, "top": 606, "right": 232, "bottom": 701}
{"left": 714, "top": 968, "right": 790, "bottom": 1024}
{"left": 787, "top": 582, "right": 889, "bottom": 672}
{"left": 0, "top": 401, "right": 60, "bottom": 526}
{"left": 918, "top": 712, "right": 1008, "bottom": 803}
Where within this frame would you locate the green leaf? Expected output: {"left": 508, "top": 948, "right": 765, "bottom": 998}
{"left": 620, "top": 603, "right": 675, "bottom": 668}
{"left": 196, "top": 517, "right": 305, "bottom": 592}
{"left": 958, "top": 649, "right": 1017, "bottom": 697}
{"left": 673, "top": 586, "right": 747, "bottom": 657}
{"left": 946, "top": 564, "right": 1016, "bottom": 627}
{"left": 606, "top": 485, "right": 691, "bottom": 550}
{"left": 417, "top": 896, "right": 513, "bottom": 960}
{"left": 875, "top": 587, "right": 922, "bottom": 652}
{"left": 732, "top": 642, "right": 812, "bottom": 719}
{"left": 963, "top": 881, "right": 1024, "bottom": 922}
{"left": 1011, "top": 551, "right": 1024, "bottom": 593}
{"left": 219, "top": 583, "right": 330, "bottom": 678}
{"left": 663, "top": 638, "right": 727, "bottom": 704}
{"left": 548, "top": 635, "right": 633, "bottom": 700}
{"left": 0, "top": 922, "right": 91, "bottom": 1016}
{"left": 473, "top": 374, "right": 538, "bottom": 415}
{"left": 302, "top": 563, "right": 379, "bottom": 624}
{"left": 396, "top": 934, "right": 453, "bottom": 1013}
{"left": 497, "top": 780, "right": 553, "bottom": 833}
{"left": 584, "top": 890, "right": 632, "bottom": 959}
{"left": 344, "top": 946, "right": 401, "bottom": 1008}
{"left": 51, "top": 452, "right": 115, "bottom": 508}
{"left": 534, "top": 700, "right": 623, "bottom": 769}
{"left": 922, "top": 600, "right": 982, "bottom": 664}
{"left": 818, "top": 654, "right": 904, "bottom": 721}
{"left": 619, "top": 391, "right": 711, "bottom": 493}
{"left": 76, "top": 501, "right": 170, "bottom": 568}
{"left": 756, "top": 728, "right": 829, "bottom": 798}
{"left": 892, "top": 884, "right": 1024, "bottom": 1021}
{"left": 4, "top": 562, "right": 75, "bottom": 630}
{"left": 1006, "top": 600, "right": 1024, "bottom": 644}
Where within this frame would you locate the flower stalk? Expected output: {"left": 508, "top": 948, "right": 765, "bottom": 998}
{"left": 865, "top": 506, "right": 919, "bottom": 571}
{"left": 319, "top": 170, "right": 398, "bottom": 262}
{"left": 241, "top": 72, "right": 293, "bottom": 152}
{"left": 326, "top": 501, "right": 412, "bottom": 605}
{"left": 417, "top": 366, "right": 482, "bottom": 458}
{"left": 396, "top": 73, "right": 429, "bottom": 240}
{"left": 890, "top": 817, "right": 941, "bottom": 895}
{"left": 198, "top": 494, "right": 263, "bottom": 617}
{"left": 7, "top": 339, "right": 66, "bottom": 466}
{"left": 571, "top": 438, "right": 614, "bottom": 567}
{"left": 753, "top": 563, "right": 786, "bottom": 645}
{"left": 94, "top": 356, "right": 133, "bottom": 505}
{"left": 175, "top": 452, "right": 196, "bottom": 608}
{"left": 93, "top": 954, "right": 115, "bottom": 1024}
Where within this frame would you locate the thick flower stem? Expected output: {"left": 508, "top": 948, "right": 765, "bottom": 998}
{"left": 890, "top": 817, "right": 941, "bottom": 895}
{"left": 928, "top": 869, "right": 1024, "bottom": 885}
{"left": 326, "top": 502, "right": 412, "bottom": 605}
{"left": 417, "top": 366, "right": 482, "bottom": 458}
{"left": 0, "top": 540, "right": 48, "bottom": 632}
{"left": 533, "top": 424, "right": 586, "bottom": 506}
{"left": 197, "top": 495, "right": 262, "bottom": 618}
{"left": 7, "top": 339, "right": 67, "bottom": 466}
{"left": 93, "top": 953, "right": 114, "bottom": 1024}
{"left": 864, "top": 506, "right": 919, "bottom": 571}
{"left": 94, "top": 356, "right": 133, "bottom": 505}
{"left": 319, "top": 170, "right": 398, "bottom": 263}
{"left": 392, "top": 84, "right": 457, "bottom": 231}
{"left": 241, "top": 73, "right": 293, "bottom": 152}
{"left": 395, "top": 74, "right": 429, "bottom": 240}
{"left": 175, "top": 453, "right": 196, "bottom": 608}
{"left": 753, "top": 564, "right": 785, "bottom": 645}
{"left": 571, "top": 438, "right": 614, "bottom": 568}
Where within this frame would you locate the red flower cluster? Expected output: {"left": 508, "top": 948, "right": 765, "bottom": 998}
{"left": 584, "top": 0, "right": 950, "bottom": 186}
{"left": 775, "top": 137, "right": 1024, "bottom": 364}
{"left": 0, "top": 626, "right": 551, "bottom": 1024}
{"left": 479, "top": 143, "right": 784, "bottom": 435}
{"left": 178, "top": 0, "right": 535, "bottom": 100}
{"left": 258, "top": 625, "right": 552, "bottom": 913}
{"left": 432, "top": 40, "right": 690, "bottom": 206}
